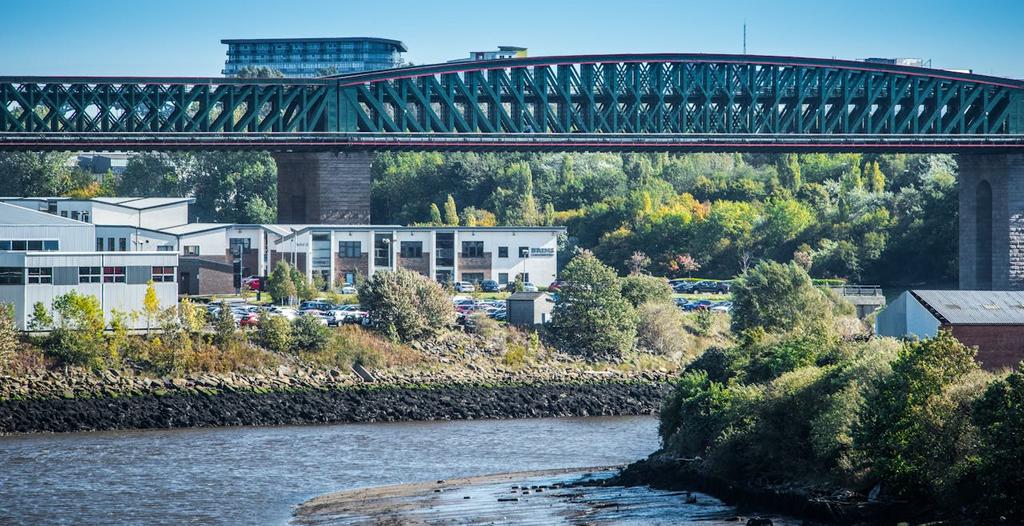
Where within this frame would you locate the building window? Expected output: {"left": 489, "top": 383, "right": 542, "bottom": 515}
{"left": 152, "top": 266, "right": 175, "bottom": 282}
{"left": 119, "top": 238, "right": 127, "bottom": 252}
{"left": 107, "top": 238, "right": 115, "bottom": 252}
{"left": 517, "top": 272, "right": 530, "bottom": 283}
{"left": 462, "top": 241, "right": 484, "bottom": 258}
{"left": 498, "top": 272, "right": 509, "bottom": 285}
{"left": 71, "top": 211, "right": 80, "bottom": 221}
{"left": 79, "top": 267, "right": 101, "bottom": 283}
{"left": 498, "top": 246, "right": 508, "bottom": 258}
{"left": 311, "top": 234, "right": 332, "bottom": 270}
{"left": 0, "top": 240, "right": 58, "bottom": 251}
{"left": 103, "top": 266, "right": 126, "bottom": 283}
{"left": 96, "top": 238, "right": 103, "bottom": 251}
{"left": 157, "top": 245, "right": 174, "bottom": 252}
{"left": 374, "top": 234, "right": 392, "bottom": 267}
{"left": 435, "top": 233, "right": 454, "bottom": 267}
{"left": 342, "top": 272, "right": 356, "bottom": 285}
{"left": 81, "top": 213, "right": 90, "bottom": 223}
{"left": 0, "top": 267, "right": 24, "bottom": 285}
{"left": 27, "top": 267, "right": 52, "bottom": 284}
{"left": 519, "top": 246, "right": 530, "bottom": 258}
{"left": 61, "top": 211, "right": 68, "bottom": 218}
{"left": 183, "top": 245, "right": 200, "bottom": 256}
{"left": 338, "top": 241, "right": 361, "bottom": 258}
{"left": 400, "top": 241, "right": 423, "bottom": 258}
{"left": 229, "top": 238, "right": 251, "bottom": 255}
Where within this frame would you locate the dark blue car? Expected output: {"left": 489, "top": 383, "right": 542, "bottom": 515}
{"left": 480, "top": 280, "right": 501, "bottom": 292}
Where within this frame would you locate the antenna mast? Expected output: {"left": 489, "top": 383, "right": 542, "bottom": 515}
{"left": 743, "top": 22, "right": 747, "bottom": 54}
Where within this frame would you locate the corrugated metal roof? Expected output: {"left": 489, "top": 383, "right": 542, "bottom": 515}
{"left": 0, "top": 202, "right": 88, "bottom": 226}
{"left": 912, "top": 290, "right": 1024, "bottom": 325}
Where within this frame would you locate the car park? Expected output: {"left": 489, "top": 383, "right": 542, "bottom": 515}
{"left": 479, "top": 280, "right": 501, "bottom": 292}
{"left": 673, "top": 281, "right": 696, "bottom": 293}
{"left": 454, "top": 281, "right": 476, "bottom": 293}
{"left": 340, "top": 285, "right": 358, "bottom": 295}
{"left": 238, "top": 311, "right": 260, "bottom": 327}
{"left": 241, "top": 276, "right": 261, "bottom": 291}
{"left": 266, "top": 306, "right": 298, "bottom": 320}
{"left": 520, "top": 282, "right": 539, "bottom": 292}
{"left": 330, "top": 304, "right": 368, "bottom": 325}
{"left": 298, "top": 300, "right": 335, "bottom": 313}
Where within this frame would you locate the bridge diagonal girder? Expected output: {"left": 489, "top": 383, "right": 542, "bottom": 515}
{"left": 1, "top": 53, "right": 1022, "bottom": 150}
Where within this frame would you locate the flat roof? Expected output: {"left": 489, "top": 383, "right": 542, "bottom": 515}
{"left": 221, "top": 37, "right": 407, "bottom": 52}
{"left": 0, "top": 196, "right": 194, "bottom": 211}
{"left": 0, "top": 202, "right": 90, "bottom": 226}
{"left": 912, "top": 290, "right": 1024, "bottom": 325}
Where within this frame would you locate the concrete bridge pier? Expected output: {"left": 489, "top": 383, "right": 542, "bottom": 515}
{"left": 959, "top": 154, "right": 1024, "bottom": 290}
{"left": 273, "top": 151, "right": 373, "bottom": 224}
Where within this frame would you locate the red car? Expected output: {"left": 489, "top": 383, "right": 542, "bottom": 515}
{"left": 238, "top": 312, "right": 260, "bottom": 327}
{"left": 548, "top": 280, "right": 565, "bottom": 292}
{"left": 241, "top": 276, "right": 261, "bottom": 291}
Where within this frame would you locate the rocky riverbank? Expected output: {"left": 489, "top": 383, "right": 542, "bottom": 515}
{"left": 612, "top": 455, "right": 924, "bottom": 525}
{"left": 0, "top": 380, "right": 669, "bottom": 434}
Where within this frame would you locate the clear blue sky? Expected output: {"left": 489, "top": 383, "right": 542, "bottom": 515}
{"left": 2, "top": 0, "right": 1022, "bottom": 79}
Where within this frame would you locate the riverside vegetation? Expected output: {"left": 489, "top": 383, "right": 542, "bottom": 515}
{"left": 642, "top": 260, "right": 1024, "bottom": 523}
{"left": 0, "top": 255, "right": 728, "bottom": 433}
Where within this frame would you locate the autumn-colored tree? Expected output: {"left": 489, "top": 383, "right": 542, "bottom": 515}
{"left": 669, "top": 254, "right": 701, "bottom": 278}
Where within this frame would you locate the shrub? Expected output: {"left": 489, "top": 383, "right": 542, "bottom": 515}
{"left": 730, "top": 260, "right": 833, "bottom": 335}
{"left": 0, "top": 303, "right": 18, "bottom": 365}
{"left": 635, "top": 301, "right": 689, "bottom": 357}
{"left": 619, "top": 274, "right": 672, "bottom": 308}
{"left": 973, "top": 367, "right": 1024, "bottom": 520}
{"left": 291, "top": 315, "right": 331, "bottom": 353}
{"left": 212, "top": 301, "right": 237, "bottom": 346}
{"left": 46, "top": 291, "right": 108, "bottom": 368}
{"left": 256, "top": 315, "right": 293, "bottom": 353}
{"left": 358, "top": 268, "right": 454, "bottom": 342}
{"left": 693, "top": 308, "right": 714, "bottom": 336}
{"left": 549, "top": 250, "right": 636, "bottom": 360}
{"left": 855, "top": 331, "right": 982, "bottom": 499}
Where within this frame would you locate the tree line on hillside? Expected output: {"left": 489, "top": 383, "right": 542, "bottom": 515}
{"left": 0, "top": 149, "right": 957, "bottom": 285}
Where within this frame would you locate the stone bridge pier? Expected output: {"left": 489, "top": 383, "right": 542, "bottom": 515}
{"left": 273, "top": 151, "right": 373, "bottom": 224}
{"left": 959, "top": 154, "right": 1024, "bottom": 290}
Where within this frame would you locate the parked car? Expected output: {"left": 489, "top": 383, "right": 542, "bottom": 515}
{"left": 454, "top": 281, "right": 476, "bottom": 293}
{"left": 299, "top": 300, "right": 335, "bottom": 313}
{"left": 241, "top": 276, "right": 261, "bottom": 291}
{"left": 301, "top": 309, "right": 330, "bottom": 325}
{"left": 710, "top": 301, "right": 733, "bottom": 313}
{"left": 340, "top": 284, "right": 358, "bottom": 295}
{"left": 238, "top": 312, "right": 260, "bottom": 327}
{"left": 479, "top": 280, "right": 501, "bottom": 292}
{"left": 266, "top": 306, "right": 298, "bottom": 321}
{"left": 520, "top": 282, "right": 539, "bottom": 292}
{"left": 329, "top": 304, "right": 368, "bottom": 325}
{"left": 673, "top": 281, "right": 696, "bottom": 293}
{"left": 694, "top": 280, "right": 730, "bottom": 294}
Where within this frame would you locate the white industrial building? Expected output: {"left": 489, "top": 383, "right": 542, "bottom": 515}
{"left": 0, "top": 203, "right": 178, "bottom": 330}
{"left": 1, "top": 197, "right": 564, "bottom": 299}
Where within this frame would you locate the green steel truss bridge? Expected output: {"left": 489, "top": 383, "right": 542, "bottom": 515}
{"left": 1, "top": 53, "right": 1023, "bottom": 152}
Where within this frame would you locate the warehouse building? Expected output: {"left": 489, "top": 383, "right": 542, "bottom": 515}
{"left": 0, "top": 203, "right": 178, "bottom": 330}
{"left": 875, "top": 289, "right": 1024, "bottom": 370}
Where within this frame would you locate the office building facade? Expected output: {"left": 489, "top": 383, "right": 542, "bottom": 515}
{"left": 221, "top": 37, "right": 407, "bottom": 78}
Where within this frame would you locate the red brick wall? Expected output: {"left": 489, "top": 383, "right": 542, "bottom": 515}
{"left": 949, "top": 325, "right": 1024, "bottom": 371}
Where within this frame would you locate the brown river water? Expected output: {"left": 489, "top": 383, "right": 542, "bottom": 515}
{"left": 0, "top": 416, "right": 795, "bottom": 525}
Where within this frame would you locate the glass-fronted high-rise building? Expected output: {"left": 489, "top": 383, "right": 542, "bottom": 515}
{"left": 221, "top": 37, "right": 407, "bottom": 78}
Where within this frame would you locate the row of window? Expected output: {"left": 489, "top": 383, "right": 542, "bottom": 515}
{"left": 0, "top": 266, "right": 176, "bottom": 285}
{"left": 334, "top": 240, "right": 534, "bottom": 260}
{"left": 96, "top": 238, "right": 129, "bottom": 252}
{"left": 0, "top": 240, "right": 59, "bottom": 251}
{"left": 59, "top": 210, "right": 90, "bottom": 222}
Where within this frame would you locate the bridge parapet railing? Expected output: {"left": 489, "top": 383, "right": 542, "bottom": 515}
{"left": 830, "top": 285, "right": 883, "bottom": 297}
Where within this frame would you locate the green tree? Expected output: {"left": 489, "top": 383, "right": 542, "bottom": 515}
{"left": 869, "top": 160, "right": 886, "bottom": 193}
{"left": 213, "top": 301, "right": 237, "bottom": 346}
{"left": 358, "top": 268, "right": 455, "bottom": 341}
{"left": 235, "top": 66, "right": 285, "bottom": 78}
{"left": 443, "top": 194, "right": 459, "bottom": 226}
{"left": 730, "top": 260, "right": 832, "bottom": 335}
{"left": 777, "top": 153, "right": 802, "bottom": 191}
{"left": 47, "top": 291, "right": 107, "bottom": 367}
{"left": 29, "top": 301, "right": 53, "bottom": 331}
{"left": 974, "top": 368, "right": 1024, "bottom": 519}
{"left": 620, "top": 274, "right": 672, "bottom": 307}
{"left": 267, "top": 261, "right": 297, "bottom": 305}
{"left": 429, "top": 203, "right": 443, "bottom": 225}
{"left": 856, "top": 332, "right": 980, "bottom": 499}
{"left": 0, "top": 152, "right": 88, "bottom": 196}
{"left": 549, "top": 250, "right": 637, "bottom": 360}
